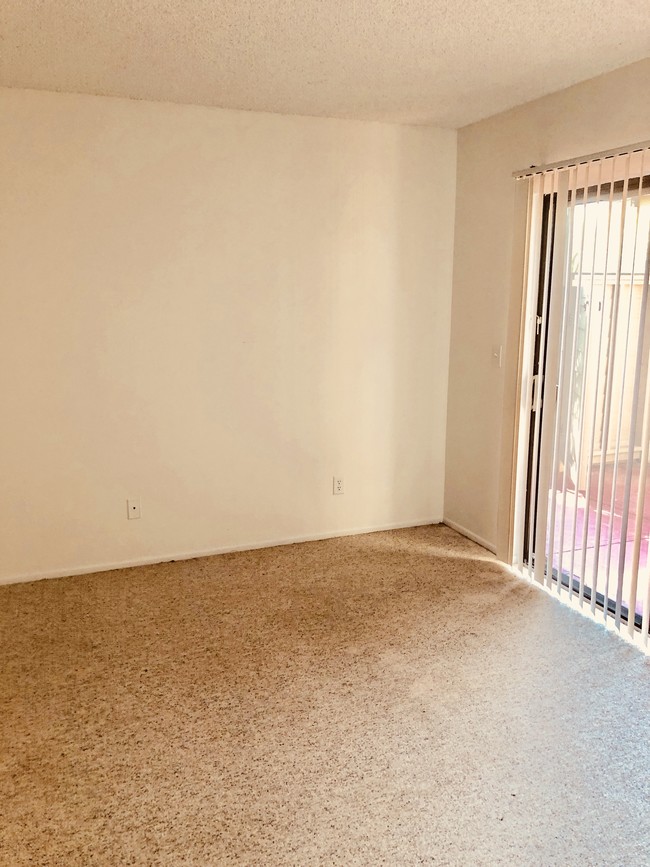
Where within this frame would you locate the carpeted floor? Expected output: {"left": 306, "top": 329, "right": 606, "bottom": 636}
{"left": 1, "top": 524, "right": 648, "bottom": 866}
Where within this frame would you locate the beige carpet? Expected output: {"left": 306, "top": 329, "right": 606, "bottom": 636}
{"left": 1, "top": 525, "right": 648, "bottom": 866}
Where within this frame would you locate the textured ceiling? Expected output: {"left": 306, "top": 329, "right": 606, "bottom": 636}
{"left": 1, "top": 1, "right": 649, "bottom": 128}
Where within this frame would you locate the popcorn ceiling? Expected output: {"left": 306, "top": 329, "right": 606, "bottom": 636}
{"left": 1, "top": 1, "right": 649, "bottom": 127}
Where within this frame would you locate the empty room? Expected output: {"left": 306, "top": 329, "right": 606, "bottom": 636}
{"left": 1, "top": 2, "right": 649, "bottom": 865}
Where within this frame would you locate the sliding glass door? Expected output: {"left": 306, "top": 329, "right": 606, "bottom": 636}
{"left": 515, "top": 151, "right": 650, "bottom": 643}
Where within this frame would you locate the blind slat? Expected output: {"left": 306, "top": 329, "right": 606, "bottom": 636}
{"left": 591, "top": 158, "right": 631, "bottom": 621}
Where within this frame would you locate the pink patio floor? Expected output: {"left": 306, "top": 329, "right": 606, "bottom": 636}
{"left": 548, "top": 459, "right": 650, "bottom": 620}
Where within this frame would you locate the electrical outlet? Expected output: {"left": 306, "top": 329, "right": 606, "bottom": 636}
{"left": 333, "top": 476, "right": 344, "bottom": 495}
{"left": 127, "top": 498, "right": 141, "bottom": 520}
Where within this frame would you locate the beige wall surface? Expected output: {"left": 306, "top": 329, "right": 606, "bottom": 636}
{"left": 445, "top": 58, "right": 650, "bottom": 555}
{"left": 0, "top": 88, "right": 456, "bottom": 583}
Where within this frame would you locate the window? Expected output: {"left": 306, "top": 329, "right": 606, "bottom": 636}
{"left": 513, "top": 147, "right": 650, "bottom": 649}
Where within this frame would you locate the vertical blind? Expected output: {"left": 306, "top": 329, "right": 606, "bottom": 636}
{"left": 513, "top": 146, "right": 650, "bottom": 648}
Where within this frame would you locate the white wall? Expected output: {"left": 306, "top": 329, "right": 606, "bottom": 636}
{"left": 444, "top": 58, "right": 650, "bottom": 555}
{"left": 0, "top": 88, "right": 456, "bottom": 583}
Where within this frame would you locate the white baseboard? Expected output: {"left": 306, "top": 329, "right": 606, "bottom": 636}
{"left": 0, "top": 516, "right": 443, "bottom": 587}
{"left": 443, "top": 518, "right": 497, "bottom": 554}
